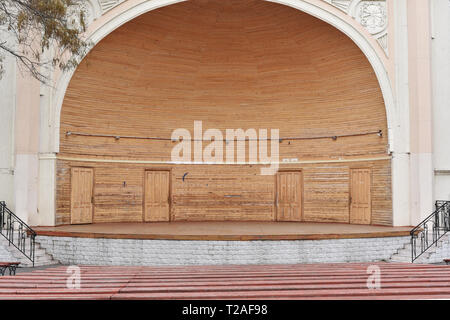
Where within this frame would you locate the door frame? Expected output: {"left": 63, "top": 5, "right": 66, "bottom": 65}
{"left": 275, "top": 169, "right": 304, "bottom": 222}
{"left": 70, "top": 166, "right": 95, "bottom": 224}
{"left": 348, "top": 167, "right": 372, "bottom": 225}
{"left": 142, "top": 168, "right": 173, "bottom": 222}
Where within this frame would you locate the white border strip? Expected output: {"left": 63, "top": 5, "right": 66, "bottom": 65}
{"left": 50, "top": 155, "right": 392, "bottom": 165}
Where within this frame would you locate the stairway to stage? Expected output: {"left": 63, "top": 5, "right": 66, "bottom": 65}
{"left": 0, "top": 263, "right": 450, "bottom": 299}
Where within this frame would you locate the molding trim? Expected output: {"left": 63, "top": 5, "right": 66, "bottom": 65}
{"left": 0, "top": 169, "right": 14, "bottom": 175}
{"left": 99, "top": 0, "right": 126, "bottom": 13}
{"left": 55, "top": 155, "right": 392, "bottom": 165}
{"left": 324, "top": 0, "right": 388, "bottom": 55}
{"left": 435, "top": 170, "right": 450, "bottom": 176}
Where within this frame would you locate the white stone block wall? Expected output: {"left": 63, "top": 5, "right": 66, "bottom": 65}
{"left": 36, "top": 236, "right": 411, "bottom": 266}
{"left": 0, "top": 238, "right": 18, "bottom": 262}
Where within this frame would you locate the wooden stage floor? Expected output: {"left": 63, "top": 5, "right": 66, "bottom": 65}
{"left": 33, "top": 222, "right": 413, "bottom": 240}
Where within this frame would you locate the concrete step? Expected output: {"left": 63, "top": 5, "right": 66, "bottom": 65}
{"left": 391, "top": 248, "right": 433, "bottom": 262}
{"left": 390, "top": 255, "right": 412, "bottom": 263}
{"left": 20, "top": 260, "right": 59, "bottom": 268}
{"left": 0, "top": 237, "right": 59, "bottom": 267}
{"left": 389, "top": 232, "right": 450, "bottom": 264}
{"left": 392, "top": 253, "right": 411, "bottom": 260}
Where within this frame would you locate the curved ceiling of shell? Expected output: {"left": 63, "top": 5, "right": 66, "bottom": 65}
{"left": 60, "top": 0, "right": 388, "bottom": 159}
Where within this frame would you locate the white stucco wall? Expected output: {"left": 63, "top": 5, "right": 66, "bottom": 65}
{"left": 432, "top": 0, "right": 450, "bottom": 201}
{"left": 0, "top": 30, "right": 40, "bottom": 223}
{"left": 0, "top": 32, "right": 16, "bottom": 210}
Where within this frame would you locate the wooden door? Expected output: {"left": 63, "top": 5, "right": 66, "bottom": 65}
{"left": 276, "top": 171, "right": 303, "bottom": 221}
{"left": 144, "top": 170, "right": 171, "bottom": 222}
{"left": 350, "top": 168, "right": 371, "bottom": 224}
{"left": 70, "top": 167, "right": 94, "bottom": 224}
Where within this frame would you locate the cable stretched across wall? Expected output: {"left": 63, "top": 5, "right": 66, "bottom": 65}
{"left": 65, "top": 130, "right": 383, "bottom": 142}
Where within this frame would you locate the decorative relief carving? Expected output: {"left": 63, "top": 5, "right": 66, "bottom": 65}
{"left": 80, "top": 1, "right": 95, "bottom": 25}
{"left": 79, "top": 0, "right": 122, "bottom": 23}
{"left": 326, "top": 0, "right": 352, "bottom": 13}
{"left": 359, "top": 1, "right": 387, "bottom": 34}
{"left": 323, "top": 0, "right": 389, "bottom": 55}
{"left": 98, "top": 0, "right": 125, "bottom": 13}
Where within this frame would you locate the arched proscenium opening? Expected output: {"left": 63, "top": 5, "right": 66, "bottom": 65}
{"left": 51, "top": 0, "right": 397, "bottom": 226}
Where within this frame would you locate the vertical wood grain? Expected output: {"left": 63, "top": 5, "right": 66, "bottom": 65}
{"left": 144, "top": 170, "right": 171, "bottom": 222}
{"left": 349, "top": 168, "right": 372, "bottom": 224}
{"left": 70, "top": 167, "right": 94, "bottom": 224}
{"left": 276, "top": 171, "right": 303, "bottom": 221}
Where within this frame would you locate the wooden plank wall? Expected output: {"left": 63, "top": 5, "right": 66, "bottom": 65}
{"left": 56, "top": 0, "right": 393, "bottom": 226}
{"left": 60, "top": 0, "right": 388, "bottom": 161}
{"left": 55, "top": 160, "right": 392, "bottom": 225}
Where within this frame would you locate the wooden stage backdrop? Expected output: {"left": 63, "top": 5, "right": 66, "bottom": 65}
{"left": 57, "top": 0, "right": 391, "bottom": 226}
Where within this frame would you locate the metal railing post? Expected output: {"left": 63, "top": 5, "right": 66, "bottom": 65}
{"left": 411, "top": 200, "right": 450, "bottom": 263}
{"left": 0, "top": 201, "right": 36, "bottom": 265}
{"left": 410, "top": 234, "right": 414, "bottom": 263}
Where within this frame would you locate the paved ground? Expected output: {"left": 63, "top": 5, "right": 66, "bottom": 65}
{"left": 0, "top": 262, "right": 450, "bottom": 299}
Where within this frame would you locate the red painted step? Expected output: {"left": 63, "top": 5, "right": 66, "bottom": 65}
{"left": 0, "top": 262, "right": 449, "bottom": 300}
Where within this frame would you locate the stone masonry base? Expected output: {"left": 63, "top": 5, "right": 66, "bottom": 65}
{"left": 36, "top": 236, "right": 411, "bottom": 266}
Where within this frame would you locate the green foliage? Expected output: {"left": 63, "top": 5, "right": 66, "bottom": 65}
{"left": 0, "top": 0, "right": 90, "bottom": 84}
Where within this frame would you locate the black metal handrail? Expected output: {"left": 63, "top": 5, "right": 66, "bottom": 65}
{"left": 0, "top": 201, "right": 35, "bottom": 266}
{"left": 410, "top": 200, "right": 450, "bottom": 263}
